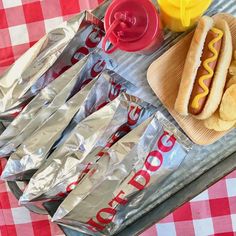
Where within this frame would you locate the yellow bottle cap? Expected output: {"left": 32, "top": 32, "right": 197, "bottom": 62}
{"left": 159, "top": 0, "right": 212, "bottom": 29}
{"left": 168, "top": 0, "right": 200, "bottom": 8}
{"left": 168, "top": 0, "right": 210, "bottom": 27}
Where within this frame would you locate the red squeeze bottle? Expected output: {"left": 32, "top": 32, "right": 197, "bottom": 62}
{"left": 102, "top": 0, "right": 163, "bottom": 54}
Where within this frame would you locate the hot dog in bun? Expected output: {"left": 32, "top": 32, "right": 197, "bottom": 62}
{"left": 175, "top": 16, "right": 232, "bottom": 120}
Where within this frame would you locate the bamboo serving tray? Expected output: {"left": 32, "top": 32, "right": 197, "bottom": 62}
{"left": 147, "top": 13, "right": 236, "bottom": 145}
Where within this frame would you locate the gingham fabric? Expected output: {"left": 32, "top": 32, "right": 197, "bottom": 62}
{"left": 0, "top": 158, "right": 64, "bottom": 236}
{"left": 141, "top": 170, "right": 236, "bottom": 236}
{"left": 0, "top": 0, "right": 103, "bottom": 75}
{"left": 1, "top": 1, "right": 236, "bottom": 236}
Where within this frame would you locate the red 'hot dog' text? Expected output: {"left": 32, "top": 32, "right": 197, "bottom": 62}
{"left": 86, "top": 131, "right": 176, "bottom": 232}
{"left": 57, "top": 103, "right": 143, "bottom": 197}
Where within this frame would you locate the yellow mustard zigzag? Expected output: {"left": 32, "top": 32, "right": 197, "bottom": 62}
{"left": 191, "top": 27, "right": 223, "bottom": 109}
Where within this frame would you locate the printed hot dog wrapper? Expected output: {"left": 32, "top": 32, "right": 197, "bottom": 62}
{"left": 1, "top": 79, "right": 97, "bottom": 181}
{"left": 56, "top": 70, "right": 137, "bottom": 147}
{"left": 51, "top": 112, "right": 192, "bottom": 235}
{"left": 19, "top": 93, "right": 156, "bottom": 203}
{"left": 0, "top": 51, "right": 108, "bottom": 158}
{"left": 72, "top": 70, "right": 137, "bottom": 125}
{"left": 0, "top": 11, "right": 104, "bottom": 119}
{"left": 50, "top": 117, "right": 153, "bottom": 223}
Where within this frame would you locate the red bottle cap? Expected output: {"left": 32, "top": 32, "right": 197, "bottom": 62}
{"left": 103, "top": 0, "right": 161, "bottom": 53}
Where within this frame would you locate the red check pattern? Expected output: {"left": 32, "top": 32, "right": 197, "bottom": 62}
{"left": 0, "top": 0, "right": 236, "bottom": 236}
{"left": 0, "top": 158, "right": 64, "bottom": 236}
{"left": 0, "top": 0, "right": 104, "bottom": 75}
{"left": 141, "top": 170, "right": 236, "bottom": 236}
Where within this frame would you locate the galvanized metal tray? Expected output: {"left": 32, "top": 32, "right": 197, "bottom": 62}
{"left": 8, "top": 0, "right": 236, "bottom": 235}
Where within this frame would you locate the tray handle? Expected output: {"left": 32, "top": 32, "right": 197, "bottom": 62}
{"left": 7, "top": 181, "right": 48, "bottom": 215}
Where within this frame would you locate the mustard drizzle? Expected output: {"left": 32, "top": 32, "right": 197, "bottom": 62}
{"left": 191, "top": 27, "right": 224, "bottom": 110}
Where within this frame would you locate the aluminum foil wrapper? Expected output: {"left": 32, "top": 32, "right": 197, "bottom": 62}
{"left": 19, "top": 93, "right": 156, "bottom": 203}
{"left": 0, "top": 51, "right": 108, "bottom": 158}
{"left": 56, "top": 70, "right": 137, "bottom": 147}
{"left": 0, "top": 101, "right": 31, "bottom": 122}
{"left": 50, "top": 112, "right": 192, "bottom": 235}
{"left": 0, "top": 11, "right": 104, "bottom": 118}
{"left": 1, "top": 79, "right": 97, "bottom": 181}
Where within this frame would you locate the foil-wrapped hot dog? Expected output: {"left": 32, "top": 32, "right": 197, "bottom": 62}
{"left": 1, "top": 79, "right": 96, "bottom": 181}
{"left": 0, "top": 11, "right": 104, "bottom": 119}
{"left": 56, "top": 70, "right": 137, "bottom": 147}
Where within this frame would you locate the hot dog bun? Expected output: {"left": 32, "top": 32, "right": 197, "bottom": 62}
{"left": 175, "top": 16, "right": 232, "bottom": 120}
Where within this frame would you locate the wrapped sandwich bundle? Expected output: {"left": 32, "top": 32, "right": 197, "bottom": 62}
{"left": 0, "top": 11, "right": 104, "bottom": 120}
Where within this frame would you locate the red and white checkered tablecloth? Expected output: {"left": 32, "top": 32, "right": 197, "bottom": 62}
{"left": 0, "top": 159, "right": 64, "bottom": 236}
{"left": 141, "top": 170, "right": 236, "bottom": 236}
{"left": 1, "top": 1, "right": 236, "bottom": 236}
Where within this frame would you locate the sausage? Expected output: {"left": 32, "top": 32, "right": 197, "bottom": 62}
{"left": 188, "top": 29, "right": 223, "bottom": 115}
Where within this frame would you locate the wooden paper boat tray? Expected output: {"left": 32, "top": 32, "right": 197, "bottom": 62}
{"left": 148, "top": 13, "right": 236, "bottom": 145}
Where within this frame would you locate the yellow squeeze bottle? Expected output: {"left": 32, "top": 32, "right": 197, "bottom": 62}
{"left": 157, "top": 0, "right": 213, "bottom": 32}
